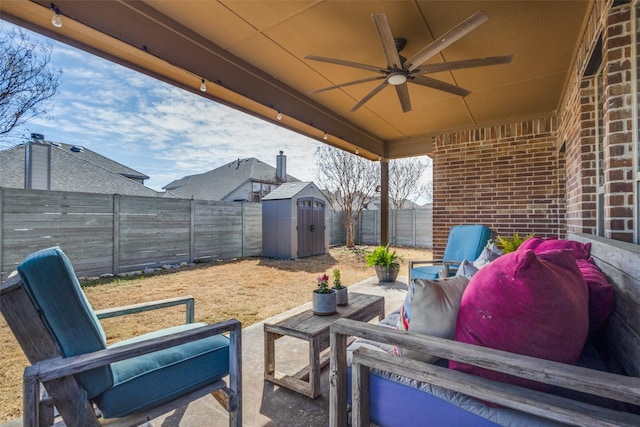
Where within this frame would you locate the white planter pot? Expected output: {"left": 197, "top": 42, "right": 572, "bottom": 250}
{"left": 313, "top": 289, "right": 337, "bottom": 315}
{"left": 335, "top": 287, "right": 348, "bottom": 306}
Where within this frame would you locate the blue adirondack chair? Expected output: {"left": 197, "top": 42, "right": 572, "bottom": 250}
{"left": 409, "top": 224, "right": 493, "bottom": 281}
{"left": 3, "top": 246, "right": 241, "bottom": 426}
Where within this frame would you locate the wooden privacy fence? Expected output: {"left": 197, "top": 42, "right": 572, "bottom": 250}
{"left": 329, "top": 206, "right": 433, "bottom": 248}
{"left": 0, "top": 188, "right": 262, "bottom": 281}
{"left": 0, "top": 188, "right": 432, "bottom": 281}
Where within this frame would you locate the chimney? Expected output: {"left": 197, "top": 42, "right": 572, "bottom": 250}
{"left": 25, "top": 134, "right": 51, "bottom": 190}
{"left": 276, "top": 151, "right": 287, "bottom": 182}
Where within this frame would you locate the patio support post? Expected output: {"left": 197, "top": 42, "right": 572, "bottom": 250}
{"left": 380, "top": 159, "right": 389, "bottom": 246}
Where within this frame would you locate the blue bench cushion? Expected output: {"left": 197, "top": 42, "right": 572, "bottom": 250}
{"left": 17, "top": 246, "right": 113, "bottom": 398}
{"left": 97, "top": 323, "right": 230, "bottom": 418}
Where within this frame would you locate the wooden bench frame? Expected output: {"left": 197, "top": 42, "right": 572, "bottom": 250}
{"left": 1, "top": 275, "right": 242, "bottom": 427}
{"left": 329, "top": 233, "right": 640, "bottom": 426}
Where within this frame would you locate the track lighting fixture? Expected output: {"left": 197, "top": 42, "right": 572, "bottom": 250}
{"left": 276, "top": 112, "right": 282, "bottom": 121}
{"left": 200, "top": 79, "right": 207, "bottom": 92}
{"left": 50, "top": 3, "right": 62, "bottom": 28}
{"left": 355, "top": 147, "right": 360, "bottom": 155}
{"left": 323, "top": 132, "right": 328, "bottom": 140}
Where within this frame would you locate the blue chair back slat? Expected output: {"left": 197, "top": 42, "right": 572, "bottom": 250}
{"left": 17, "top": 246, "right": 113, "bottom": 398}
{"left": 442, "top": 224, "right": 492, "bottom": 263}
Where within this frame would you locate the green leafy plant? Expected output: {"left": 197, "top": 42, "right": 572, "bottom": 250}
{"left": 495, "top": 232, "right": 535, "bottom": 254}
{"left": 332, "top": 268, "right": 345, "bottom": 290}
{"left": 315, "top": 273, "right": 331, "bottom": 293}
{"left": 365, "top": 245, "right": 400, "bottom": 269}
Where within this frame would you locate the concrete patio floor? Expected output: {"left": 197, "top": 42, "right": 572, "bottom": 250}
{"left": 3, "top": 276, "right": 408, "bottom": 427}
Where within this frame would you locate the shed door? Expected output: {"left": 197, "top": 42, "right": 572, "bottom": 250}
{"left": 297, "top": 198, "right": 325, "bottom": 258}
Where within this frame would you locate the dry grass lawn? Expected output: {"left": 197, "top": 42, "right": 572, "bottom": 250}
{"left": 0, "top": 245, "right": 431, "bottom": 423}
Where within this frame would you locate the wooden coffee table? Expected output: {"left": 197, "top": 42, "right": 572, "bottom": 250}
{"left": 263, "top": 292, "right": 385, "bottom": 398}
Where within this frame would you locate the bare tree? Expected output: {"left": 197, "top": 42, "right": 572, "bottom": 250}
{"left": 387, "top": 157, "right": 432, "bottom": 244}
{"left": 389, "top": 157, "right": 432, "bottom": 208}
{"left": 0, "top": 28, "right": 61, "bottom": 145}
{"left": 313, "top": 146, "right": 378, "bottom": 247}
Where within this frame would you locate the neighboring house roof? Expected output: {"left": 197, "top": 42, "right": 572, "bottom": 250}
{"left": 58, "top": 142, "right": 149, "bottom": 181}
{"left": 163, "top": 157, "right": 299, "bottom": 201}
{"left": 0, "top": 141, "right": 163, "bottom": 197}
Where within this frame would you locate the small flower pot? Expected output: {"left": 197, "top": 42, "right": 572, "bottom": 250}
{"left": 313, "top": 289, "right": 337, "bottom": 315}
{"left": 335, "top": 287, "right": 348, "bottom": 306}
{"left": 375, "top": 265, "right": 399, "bottom": 283}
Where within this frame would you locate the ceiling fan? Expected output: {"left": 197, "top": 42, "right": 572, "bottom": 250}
{"left": 305, "top": 11, "right": 512, "bottom": 113}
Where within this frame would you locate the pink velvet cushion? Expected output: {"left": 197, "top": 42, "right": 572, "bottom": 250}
{"left": 576, "top": 258, "right": 615, "bottom": 333}
{"left": 518, "top": 236, "right": 591, "bottom": 260}
{"left": 451, "top": 249, "right": 589, "bottom": 391}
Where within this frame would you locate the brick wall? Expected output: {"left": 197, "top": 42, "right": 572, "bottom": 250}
{"left": 431, "top": 117, "right": 564, "bottom": 258}
{"left": 558, "top": 0, "right": 636, "bottom": 243}
{"left": 603, "top": 4, "right": 635, "bottom": 242}
{"left": 430, "top": 0, "right": 638, "bottom": 255}
{"left": 563, "top": 76, "right": 599, "bottom": 236}
{"left": 558, "top": 0, "right": 605, "bottom": 236}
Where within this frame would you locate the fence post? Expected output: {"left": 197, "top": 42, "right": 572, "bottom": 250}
{"left": 0, "top": 188, "right": 3, "bottom": 277}
{"left": 190, "top": 199, "right": 196, "bottom": 263}
{"left": 241, "top": 203, "right": 246, "bottom": 257}
{"left": 375, "top": 210, "right": 379, "bottom": 245}
{"left": 413, "top": 208, "right": 416, "bottom": 247}
{"left": 112, "top": 194, "right": 120, "bottom": 274}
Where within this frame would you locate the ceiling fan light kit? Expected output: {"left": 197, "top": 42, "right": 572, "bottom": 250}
{"left": 387, "top": 72, "right": 407, "bottom": 86}
{"left": 306, "top": 10, "right": 512, "bottom": 113}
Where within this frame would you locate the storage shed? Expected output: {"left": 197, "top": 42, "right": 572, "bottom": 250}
{"left": 262, "top": 182, "right": 328, "bottom": 259}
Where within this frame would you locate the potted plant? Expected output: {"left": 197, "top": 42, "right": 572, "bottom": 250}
{"left": 312, "top": 273, "right": 337, "bottom": 315}
{"left": 332, "top": 268, "right": 348, "bottom": 306}
{"left": 365, "top": 245, "right": 400, "bottom": 282}
{"left": 495, "top": 232, "right": 535, "bottom": 253}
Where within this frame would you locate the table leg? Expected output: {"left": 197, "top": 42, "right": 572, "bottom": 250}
{"left": 309, "top": 334, "right": 321, "bottom": 398}
{"left": 264, "top": 328, "right": 275, "bottom": 379}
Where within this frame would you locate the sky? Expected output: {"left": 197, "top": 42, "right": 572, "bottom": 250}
{"left": 1, "top": 20, "right": 430, "bottom": 198}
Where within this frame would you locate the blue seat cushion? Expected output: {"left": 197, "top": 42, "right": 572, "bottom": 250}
{"left": 96, "top": 323, "right": 230, "bottom": 419}
{"left": 409, "top": 265, "right": 441, "bottom": 280}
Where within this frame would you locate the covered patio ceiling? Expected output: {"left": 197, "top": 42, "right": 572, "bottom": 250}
{"left": 1, "top": 0, "right": 592, "bottom": 161}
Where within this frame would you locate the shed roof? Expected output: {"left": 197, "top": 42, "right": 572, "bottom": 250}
{"left": 262, "top": 181, "right": 324, "bottom": 201}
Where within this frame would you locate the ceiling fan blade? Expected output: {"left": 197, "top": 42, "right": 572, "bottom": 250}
{"left": 418, "top": 55, "right": 513, "bottom": 74}
{"left": 410, "top": 75, "right": 471, "bottom": 97}
{"left": 309, "top": 76, "right": 386, "bottom": 94}
{"left": 371, "top": 13, "right": 403, "bottom": 69}
{"left": 395, "top": 84, "right": 412, "bottom": 113}
{"left": 350, "top": 81, "right": 388, "bottom": 112}
{"left": 305, "top": 55, "right": 383, "bottom": 73}
{"left": 406, "top": 11, "right": 489, "bottom": 72}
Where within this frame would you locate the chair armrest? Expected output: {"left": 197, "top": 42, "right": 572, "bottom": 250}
{"left": 330, "top": 319, "right": 640, "bottom": 427}
{"left": 408, "top": 259, "right": 444, "bottom": 269}
{"left": 95, "top": 295, "right": 195, "bottom": 324}
{"left": 25, "top": 318, "right": 240, "bottom": 382}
